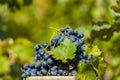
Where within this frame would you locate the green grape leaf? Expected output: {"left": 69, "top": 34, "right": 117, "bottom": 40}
{"left": 49, "top": 38, "right": 76, "bottom": 63}
{"left": 91, "top": 57, "right": 107, "bottom": 79}
{"left": 0, "top": 56, "right": 10, "bottom": 74}
{"left": 77, "top": 62, "right": 97, "bottom": 80}
{"left": 85, "top": 45, "right": 102, "bottom": 57}
{"left": 12, "top": 38, "right": 34, "bottom": 63}
{"left": 98, "top": 57, "right": 107, "bottom": 77}
{"left": 111, "top": 5, "right": 120, "bottom": 13}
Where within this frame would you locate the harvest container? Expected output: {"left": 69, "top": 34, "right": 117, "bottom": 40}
{"left": 24, "top": 76, "right": 76, "bottom": 80}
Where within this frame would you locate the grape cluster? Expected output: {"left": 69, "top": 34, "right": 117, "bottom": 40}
{"left": 21, "top": 26, "right": 95, "bottom": 78}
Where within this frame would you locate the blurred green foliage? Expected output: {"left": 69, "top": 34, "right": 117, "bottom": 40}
{"left": 0, "top": 0, "right": 120, "bottom": 80}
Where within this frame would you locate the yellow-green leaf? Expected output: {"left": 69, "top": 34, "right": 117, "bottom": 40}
{"left": 77, "top": 62, "right": 97, "bottom": 80}
{"left": 85, "top": 45, "right": 102, "bottom": 57}
{"left": 49, "top": 38, "right": 76, "bottom": 63}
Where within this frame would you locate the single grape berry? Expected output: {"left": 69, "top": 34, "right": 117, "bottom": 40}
{"left": 21, "top": 73, "right": 27, "bottom": 78}
{"left": 34, "top": 44, "right": 41, "bottom": 51}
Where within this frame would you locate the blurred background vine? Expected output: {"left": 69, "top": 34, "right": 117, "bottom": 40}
{"left": 0, "top": 0, "right": 120, "bottom": 80}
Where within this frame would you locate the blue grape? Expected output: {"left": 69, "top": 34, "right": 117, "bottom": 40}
{"left": 77, "top": 33, "right": 84, "bottom": 38}
{"left": 58, "top": 69, "right": 63, "bottom": 74}
{"left": 85, "top": 59, "right": 90, "bottom": 64}
{"left": 73, "top": 30, "right": 78, "bottom": 36}
{"left": 57, "top": 37, "right": 64, "bottom": 45}
{"left": 50, "top": 66, "right": 57, "bottom": 71}
{"left": 82, "top": 51, "right": 87, "bottom": 58}
{"left": 35, "top": 61, "right": 42, "bottom": 69}
{"left": 70, "top": 35, "right": 76, "bottom": 42}
{"left": 60, "top": 28, "right": 64, "bottom": 33}
{"left": 81, "top": 44, "right": 86, "bottom": 51}
{"left": 42, "top": 61, "right": 47, "bottom": 67}
{"left": 42, "top": 42, "right": 48, "bottom": 48}
{"left": 65, "top": 25, "right": 70, "bottom": 29}
{"left": 25, "top": 70, "right": 30, "bottom": 76}
{"left": 75, "top": 40, "right": 82, "bottom": 47}
{"left": 31, "top": 69, "right": 37, "bottom": 73}
{"left": 47, "top": 58, "right": 53, "bottom": 64}
{"left": 79, "top": 59, "right": 85, "bottom": 62}
{"left": 66, "top": 29, "right": 74, "bottom": 35}
{"left": 50, "top": 71, "right": 57, "bottom": 76}
{"left": 21, "top": 73, "right": 27, "bottom": 78}
{"left": 30, "top": 72, "right": 36, "bottom": 76}
{"left": 88, "top": 55, "right": 95, "bottom": 60}
{"left": 34, "top": 54, "right": 42, "bottom": 60}
{"left": 23, "top": 64, "right": 29, "bottom": 70}
{"left": 29, "top": 63, "right": 35, "bottom": 68}
{"left": 38, "top": 49, "right": 44, "bottom": 55}
{"left": 43, "top": 53, "right": 50, "bottom": 59}
{"left": 62, "top": 70, "right": 67, "bottom": 76}
{"left": 37, "top": 71, "right": 42, "bottom": 76}
{"left": 68, "top": 72, "right": 73, "bottom": 76}
{"left": 41, "top": 69, "right": 47, "bottom": 75}
{"left": 34, "top": 44, "right": 41, "bottom": 51}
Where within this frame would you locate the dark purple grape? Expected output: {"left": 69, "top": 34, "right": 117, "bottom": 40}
{"left": 41, "top": 69, "right": 47, "bottom": 75}
{"left": 30, "top": 72, "right": 36, "bottom": 76}
{"left": 66, "top": 29, "right": 74, "bottom": 35}
{"left": 57, "top": 37, "right": 64, "bottom": 45}
{"left": 60, "top": 28, "right": 64, "bottom": 33}
{"left": 70, "top": 35, "right": 76, "bottom": 42}
{"left": 34, "top": 44, "right": 41, "bottom": 51}
{"left": 88, "top": 55, "right": 95, "bottom": 60}
{"left": 80, "top": 44, "right": 86, "bottom": 51}
{"left": 23, "top": 64, "right": 29, "bottom": 70}
{"left": 38, "top": 49, "right": 44, "bottom": 55}
{"left": 58, "top": 69, "right": 63, "bottom": 74}
{"left": 65, "top": 25, "right": 70, "bottom": 29}
{"left": 42, "top": 61, "right": 47, "bottom": 67}
{"left": 82, "top": 51, "right": 87, "bottom": 58}
{"left": 29, "top": 63, "right": 35, "bottom": 68}
{"left": 73, "top": 30, "right": 78, "bottom": 36}
{"left": 79, "top": 59, "right": 85, "bottom": 62}
{"left": 37, "top": 71, "right": 42, "bottom": 76}
{"left": 25, "top": 70, "right": 30, "bottom": 76}
{"left": 31, "top": 69, "right": 37, "bottom": 73}
{"left": 68, "top": 72, "right": 73, "bottom": 76}
{"left": 35, "top": 61, "right": 42, "bottom": 69}
{"left": 42, "top": 42, "right": 48, "bottom": 48}
{"left": 50, "top": 66, "right": 57, "bottom": 71}
{"left": 85, "top": 59, "right": 90, "bottom": 64}
{"left": 21, "top": 73, "right": 27, "bottom": 78}
{"left": 47, "top": 58, "right": 53, "bottom": 65}
{"left": 75, "top": 40, "right": 82, "bottom": 47}
{"left": 50, "top": 71, "right": 57, "bottom": 76}
{"left": 43, "top": 53, "right": 50, "bottom": 59}
{"left": 77, "top": 33, "right": 84, "bottom": 38}
{"left": 34, "top": 54, "right": 42, "bottom": 60}
{"left": 62, "top": 70, "right": 67, "bottom": 76}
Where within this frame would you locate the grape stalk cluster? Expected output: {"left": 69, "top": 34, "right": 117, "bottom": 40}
{"left": 21, "top": 26, "right": 95, "bottom": 78}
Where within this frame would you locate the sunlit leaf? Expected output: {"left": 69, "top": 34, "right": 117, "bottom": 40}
{"left": 77, "top": 62, "right": 97, "bottom": 80}
{"left": 98, "top": 57, "right": 106, "bottom": 77}
{"left": 91, "top": 57, "right": 107, "bottom": 79}
{"left": 85, "top": 45, "right": 102, "bottom": 57}
{"left": 12, "top": 38, "right": 34, "bottom": 63}
{"left": 49, "top": 38, "right": 76, "bottom": 63}
{"left": 0, "top": 56, "right": 10, "bottom": 74}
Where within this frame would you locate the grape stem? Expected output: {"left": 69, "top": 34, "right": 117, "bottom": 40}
{"left": 90, "top": 62, "right": 100, "bottom": 80}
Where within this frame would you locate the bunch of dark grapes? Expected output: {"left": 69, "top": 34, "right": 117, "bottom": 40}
{"left": 21, "top": 26, "right": 95, "bottom": 78}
